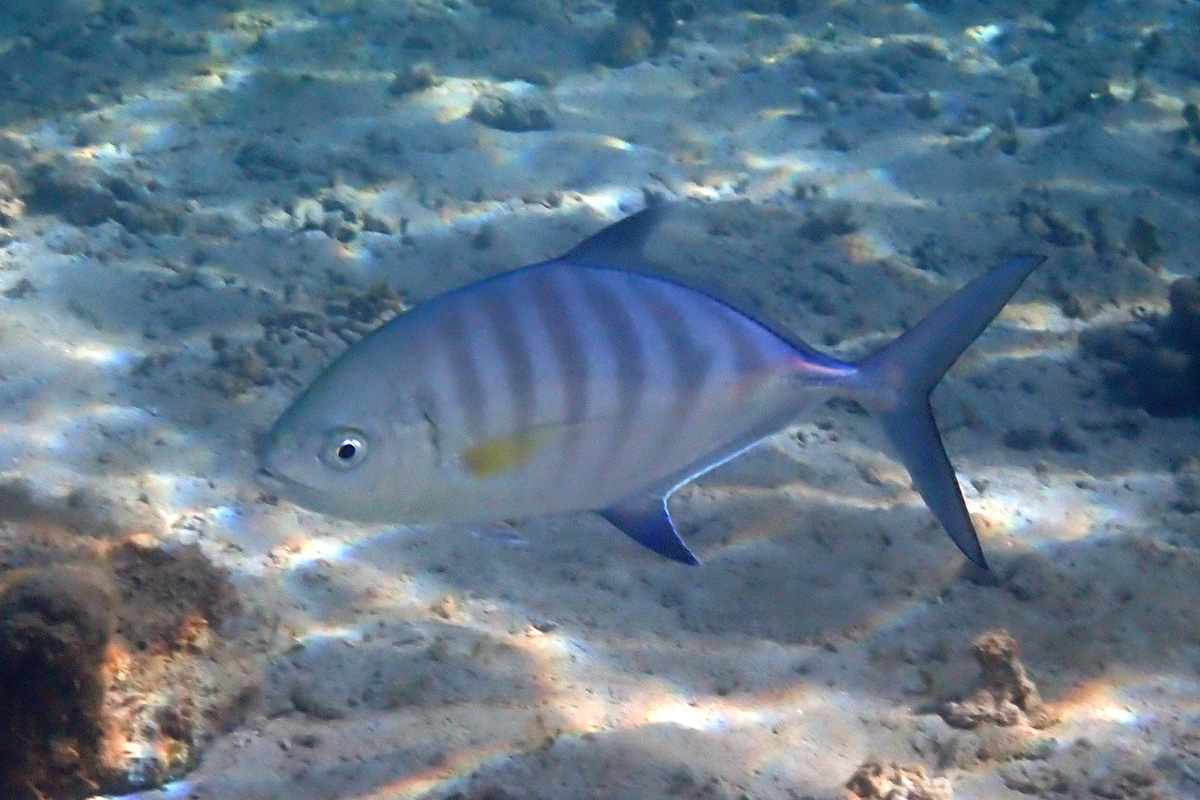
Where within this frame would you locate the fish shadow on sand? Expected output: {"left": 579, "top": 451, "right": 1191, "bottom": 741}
{"left": 232, "top": 462, "right": 1200, "bottom": 800}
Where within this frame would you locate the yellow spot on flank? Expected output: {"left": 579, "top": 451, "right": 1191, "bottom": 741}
{"left": 462, "top": 429, "right": 554, "bottom": 477}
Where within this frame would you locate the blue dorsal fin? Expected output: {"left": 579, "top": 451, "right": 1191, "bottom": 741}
{"left": 561, "top": 205, "right": 669, "bottom": 269}
{"left": 599, "top": 490, "right": 700, "bottom": 566}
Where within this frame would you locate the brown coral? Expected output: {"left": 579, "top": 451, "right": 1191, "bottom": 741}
{"left": 846, "top": 759, "right": 952, "bottom": 800}
{"left": 0, "top": 490, "right": 258, "bottom": 798}
{"left": 0, "top": 566, "right": 117, "bottom": 800}
{"left": 941, "top": 630, "right": 1056, "bottom": 730}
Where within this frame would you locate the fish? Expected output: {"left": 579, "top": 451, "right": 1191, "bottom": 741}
{"left": 257, "top": 205, "right": 1044, "bottom": 570}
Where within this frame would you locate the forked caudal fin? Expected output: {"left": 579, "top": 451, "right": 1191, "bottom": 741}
{"left": 855, "top": 255, "right": 1046, "bottom": 571}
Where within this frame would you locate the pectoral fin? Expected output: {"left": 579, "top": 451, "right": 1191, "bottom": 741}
{"left": 462, "top": 417, "right": 623, "bottom": 479}
{"left": 600, "top": 491, "right": 700, "bottom": 566}
{"left": 462, "top": 428, "right": 561, "bottom": 478}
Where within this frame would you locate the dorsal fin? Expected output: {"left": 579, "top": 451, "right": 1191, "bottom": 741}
{"left": 560, "top": 205, "right": 669, "bottom": 269}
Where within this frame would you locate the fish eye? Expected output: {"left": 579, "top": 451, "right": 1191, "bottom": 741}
{"left": 323, "top": 429, "right": 368, "bottom": 469}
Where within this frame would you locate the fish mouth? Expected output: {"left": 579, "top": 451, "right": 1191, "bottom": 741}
{"left": 254, "top": 465, "right": 298, "bottom": 498}
{"left": 254, "top": 465, "right": 339, "bottom": 519}
{"left": 254, "top": 428, "right": 298, "bottom": 494}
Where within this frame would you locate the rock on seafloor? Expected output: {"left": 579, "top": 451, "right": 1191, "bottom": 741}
{"left": 0, "top": 565, "right": 115, "bottom": 800}
{"left": 1081, "top": 275, "right": 1200, "bottom": 416}
{"left": 0, "top": 479, "right": 263, "bottom": 799}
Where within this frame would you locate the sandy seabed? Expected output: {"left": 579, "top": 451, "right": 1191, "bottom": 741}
{"left": 0, "top": 0, "right": 1199, "bottom": 798}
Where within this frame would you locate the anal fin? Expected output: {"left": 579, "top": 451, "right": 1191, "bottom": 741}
{"left": 599, "top": 491, "right": 700, "bottom": 566}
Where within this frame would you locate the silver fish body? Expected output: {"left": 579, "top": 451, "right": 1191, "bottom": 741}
{"left": 258, "top": 206, "right": 1043, "bottom": 569}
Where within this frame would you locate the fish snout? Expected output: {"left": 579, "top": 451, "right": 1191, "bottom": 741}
{"left": 252, "top": 427, "right": 294, "bottom": 493}
{"left": 254, "top": 464, "right": 282, "bottom": 488}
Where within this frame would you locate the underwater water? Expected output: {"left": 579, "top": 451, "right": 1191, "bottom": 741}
{"left": 0, "top": 0, "right": 1198, "bottom": 798}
